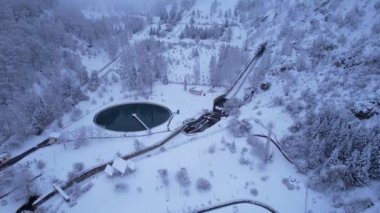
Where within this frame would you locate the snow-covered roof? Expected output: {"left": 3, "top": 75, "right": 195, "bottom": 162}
{"left": 104, "top": 164, "right": 114, "bottom": 176}
{"left": 112, "top": 157, "right": 128, "bottom": 174}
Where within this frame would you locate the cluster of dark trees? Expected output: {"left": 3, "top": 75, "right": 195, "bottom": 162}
{"left": 0, "top": 0, "right": 200, "bottom": 145}
{"left": 0, "top": 0, "right": 87, "bottom": 142}
{"left": 234, "top": 0, "right": 265, "bottom": 27}
{"left": 148, "top": 0, "right": 197, "bottom": 38}
{"left": 0, "top": 0, "right": 133, "bottom": 145}
{"left": 209, "top": 45, "right": 247, "bottom": 87}
{"left": 179, "top": 24, "right": 226, "bottom": 40}
{"left": 233, "top": 0, "right": 380, "bottom": 194}
{"left": 117, "top": 39, "right": 168, "bottom": 94}
{"left": 283, "top": 106, "right": 380, "bottom": 191}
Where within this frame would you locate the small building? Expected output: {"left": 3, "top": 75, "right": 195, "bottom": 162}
{"left": 0, "top": 152, "right": 11, "bottom": 165}
{"left": 48, "top": 132, "right": 61, "bottom": 145}
{"left": 110, "top": 156, "right": 136, "bottom": 176}
{"left": 189, "top": 87, "right": 203, "bottom": 96}
{"left": 104, "top": 164, "right": 115, "bottom": 177}
{"left": 112, "top": 156, "right": 128, "bottom": 175}
{"left": 52, "top": 184, "right": 70, "bottom": 202}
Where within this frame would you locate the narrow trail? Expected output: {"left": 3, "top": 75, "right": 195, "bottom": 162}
{"left": 196, "top": 199, "right": 277, "bottom": 213}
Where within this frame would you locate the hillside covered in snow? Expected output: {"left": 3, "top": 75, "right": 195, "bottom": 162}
{"left": 0, "top": 0, "right": 379, "bottom": 212}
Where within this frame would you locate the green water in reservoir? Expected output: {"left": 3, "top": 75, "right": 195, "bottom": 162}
{"left": 94, "top": 103, "right": 171, "bottom": 132}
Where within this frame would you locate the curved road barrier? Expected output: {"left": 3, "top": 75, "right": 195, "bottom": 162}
{"left": 196, "top": 199, "right": 277, "bottom": 213}
{"left": 252, "top": 134, "right": 294, "bottom": 164}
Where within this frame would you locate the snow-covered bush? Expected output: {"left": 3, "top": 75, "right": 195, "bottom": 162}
{"left": 208, "top": 144, "right": 216, "bottom": 154}
{"left": 341, "top": 5, "right": 363, "bottom": 29}
{"left": 250, "top": 188, "right": 258, "bottom": 196}
{"left": 288, "top": 121, "right": 303, "bottom": 133}
{"left": 227, "top": 118, "right": 252, "bottom": 138}
{"left": 36, "top": 160, "right": 46, "bottom": 170}
{"left": 73, "top": 162, "right": 84, "bottom": 173}
{"left": 239, "top": 156, "right": 251, "bottom": 166}
{"left": 225, "top": 141, "right": 236, "bottom": 154}
{"left": 175, "top": 167, "right": 191, "bottom": 188}
{"left": 70, "top": 108, "right": 83, "bottom": 122}
{"left": 296, "top": 53, "right": 308, "bottom": 72}
{"left": 375, "top": 1, "right": 380, "bottom": 11}
{"left": 67, "top": 162, "right": 85, "bottom": 179}
{"left": 111, "top": 73, "right": 119, "bottom": 83}
{"left": 196, "top": 178, "right": 212, "bottom": 192}
{"left": 114, "top": 183, "right": 129, "bottom": 192}
{"left": 134, "top": 140, "right": 145, "bottom": 151}
{"left": 282, "top": 178, "right": 297, "bottom": 191}
{"left": 157, "top": 169, "right": 169, "bottom": 187}
{"left": 224, "top": 97, "right": 243, "bottom": 117}
{"left": 88, "top": 71, "right": 100, "bottom": 92}
{"left": 272, "top": 96, "right": 285, "bottom": 107}
{"left": 73, "top": 127, "right": 89, "bottom": 149}
{"left": 372, "top": 23, "right": 380, "bottom": 35}
{"left": 285, "top": 101, "right": 304, "bottom": 117}
{"left": 247, "top": 135, "right": 270, "bottom": 162}
{"left": 310, "top": 35, "right": 337, "bottom": 65}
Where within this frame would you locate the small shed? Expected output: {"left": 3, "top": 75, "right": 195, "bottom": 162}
{"left": 112, "top": 157, "right": 128, "bottom": 175}
{"left": 52, "top": 184, "right": 70, "bottom": 202}
{"left": 104, "top": 164, "right": 115, "bottom": 176}
{"left": 48, "top": 132, "right": 61, "bottom": 145}
{"left": 189, "top": 87, "right": 203, "bottom": 96}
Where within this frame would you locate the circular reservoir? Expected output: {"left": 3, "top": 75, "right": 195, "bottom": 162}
{"left": 94, "top": 103, "right": 172, "bottom": 132}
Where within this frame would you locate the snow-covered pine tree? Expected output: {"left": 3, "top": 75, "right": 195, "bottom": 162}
{"left": 88, "top": 71, "right": 100, "bottom": 92}
{"left": 369, "top": 131, "right": 380, "bottom": 179}
{"left": 210, "top": 0, "right": 218, "bottom": 16}
{"left": 193, "top": 56, "right": 201, "bottom": 85}
{"left": 31, "top": 99, "right": 54, "bottom": 135}
{"left": 345, "top": 148, "right": 371, "bottom": 187}
{"left": 209, "top": 55, "right": 218, "bottom": 86}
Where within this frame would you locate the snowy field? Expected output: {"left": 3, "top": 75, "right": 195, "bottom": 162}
{"left": 1, "top": 0, "right": 380, "bottom": 213}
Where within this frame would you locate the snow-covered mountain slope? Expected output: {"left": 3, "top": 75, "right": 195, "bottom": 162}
{"left": 1, "top": 0, "right": 379, "bottom": 213}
